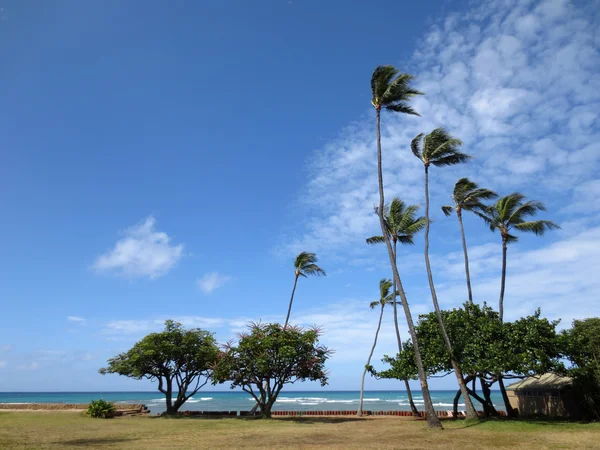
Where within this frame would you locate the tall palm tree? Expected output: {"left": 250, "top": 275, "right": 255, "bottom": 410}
{"left": 442, "top": 178, "right": 498, "bottom": 304}
{"left": 476, "top": 193, "right": 559, "bottom": 321}
{"left": 411, "top": 129, "right": 479, "bottom": 420}
{"left": 366, "top": 198, "right": 425, "bottom": 416}
{"left": 358, "top": 279, "right": 394, "bottom": 417}
{"left": 371, "top": 65, "right": 442, "bottom": 429}
{"left": 476, "top": 193, "right": 559, "bottom": 416}
{"left": 283, "top": 251, "right": 326, "bottom": 329}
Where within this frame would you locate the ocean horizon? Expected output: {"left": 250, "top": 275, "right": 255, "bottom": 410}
{"left": 0, "top": 390, "right": 505, "bottom": 415}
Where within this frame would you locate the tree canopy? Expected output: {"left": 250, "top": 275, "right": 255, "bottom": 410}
{"left": 100, "top": 320, "right": 219, "bottom": 414}
{"left": 212, "top": 322, "right": 331, "bottom": 418}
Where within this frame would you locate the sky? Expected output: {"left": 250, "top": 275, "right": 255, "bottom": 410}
{"left": 0, "top": 0, "right": 599, "bottom": 392}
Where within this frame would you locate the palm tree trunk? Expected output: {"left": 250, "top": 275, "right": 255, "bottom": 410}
{"left": 358, "top": 305, "right": 385, "bottom": 417}
{"left": 392, "top": 240, "right": 420, "bottom": 417}
{"left": 283, "top": 274, "right": 299, "bottom": 329}
{"left": 423, "top": 165, "right": 479, "bottom": 421}
{"left": 375, "top": 109, "right": 442, "bottom": 429}
{"left": 499, "top": 237, "right": 507, "bottom": 322}
{"left": 457, "top": 210, "right": 473, "bottom": 304}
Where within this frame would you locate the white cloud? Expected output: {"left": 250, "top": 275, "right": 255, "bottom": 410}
{"left": 197, "top": 272, "right": 233, "bottom": 294}
{"left": 104, "top": 316, "right": 226, "bottom": 335}
{"left": 67, "top": 316, "right": 86, "bottom": 324}
{"left": 92, "top": 216, "right": 183, "bottom": 279}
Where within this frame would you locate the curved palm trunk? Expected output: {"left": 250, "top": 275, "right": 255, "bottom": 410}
{"left": 423, "top": 165, "right": 479, "bottom": 421}
{"left": 284, "top": 274, "right": 299, "bottom": 329}
{"left": 457, "top": 210, "right": 473, "bottom": 304}
{"left": 392, "top": 240, "right": 420, "bottom": 417}
{"left": 358, "top": 305, "right": 385, "bottom": 416}
{"left": 376, "top": 109, "right": 442, "bottom": 429}
{"left": 499, "top": 238, "right": 507, "bottom": 322}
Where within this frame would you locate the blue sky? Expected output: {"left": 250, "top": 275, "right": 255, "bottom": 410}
{"left": 0, "top": 0, "right": 599, "bottom": 392}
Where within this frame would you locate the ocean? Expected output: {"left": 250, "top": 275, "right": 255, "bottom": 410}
{"left": 0, "top": 391, "right": 504, "bottom": 415}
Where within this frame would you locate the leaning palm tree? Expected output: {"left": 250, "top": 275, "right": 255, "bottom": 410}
{"left": 476, "top": 193, "right": 559, "bottom": 416}
{"left": 411, "top": 129, "right": 479, "bottom": 420}
{"left": 358, "top": 279, "right": 394, "bottom": 417}
{"left": 366, "top": 198, "right": 425, "bottom": 416}
{"left": 442, "top": 178, "right": 498, "bottom": 304}
{"left": 371, "top": 65, "right": 442, "bottom": 429}
{"left": 283, "top": 252, "right": 326, "bottom": 329}
{"left": 476, "top": 193, "right": 559, "bottom": 322}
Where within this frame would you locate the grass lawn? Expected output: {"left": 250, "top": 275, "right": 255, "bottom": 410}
{"left": 1, "top": 412, "right": 599, "bottom": 449}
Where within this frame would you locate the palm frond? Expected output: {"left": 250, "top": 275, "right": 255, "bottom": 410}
{"left": 366, "top": 236, "right": 385, "bottom": 245}
{"left": 385, "top": 103, "right": 419, "bottom": 115}
{"left": 411, "top": 133, "right": 424, "bottom": 160}
{"left": 508, "top": 200, "right": 546, "bottom": 224}
{"left": 441, "top": 205, "right": 454, "bottom": 217}
{"left": 379, "top": 278, "right": 393, "bottom": 300}
{"left": 514, "top": 220, "right": 560, "bottom": 235}
{"left": 430, "top": 152, "right": 471, "bottom": 167}
{"left": 397, "top": 234, "right": 415, "bottom": 245}
{"left": 369, "top": 300, "right": 380, "bottom": 309}
{"left": 302, "top": 264, "right": 326, "bottom": 277}
{"left": 371, "top": 66, "right": 398, "bottom": 102}
{"left": 405, "top": 216, "right": 427, "bottom": 235}
{"left": 295, "top": 252, "right": 326, "bottom": 277}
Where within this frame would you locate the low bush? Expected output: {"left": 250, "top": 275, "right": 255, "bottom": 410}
{"left": 86, "top": 399, "right": 116, "bottom": 418}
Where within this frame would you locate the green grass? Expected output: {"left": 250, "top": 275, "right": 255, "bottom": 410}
{"left": 0, "top": 412, "right": 598, "bottom": 449}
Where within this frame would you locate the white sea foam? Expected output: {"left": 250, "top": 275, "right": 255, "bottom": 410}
{"left": 200, "top": 397, "right": 213, "bottom": 401}
{"left": 299, "top": 402, "right": 320, "bottom": 405}
{"left": 433, "top": 403, "right": 465, "bottom": 407}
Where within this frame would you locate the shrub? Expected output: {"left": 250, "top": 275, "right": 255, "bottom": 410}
{"left": 86, "top": 399, "right": 116, "bottom": 418}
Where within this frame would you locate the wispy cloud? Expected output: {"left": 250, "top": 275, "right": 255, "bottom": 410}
{"left": 17, "top": 362, "right": 40, "bottom": 371}
{"left": 104, "top": 316, "right": 226, "bottom": 335}
{"left": 92, "top": 216, "right": 184, "bottom": 279}
{"left": 197, "top": 272, "right": 233, "bottom": 294}
{"left": 67, "top": 316, "right": 86, "bottom": 324}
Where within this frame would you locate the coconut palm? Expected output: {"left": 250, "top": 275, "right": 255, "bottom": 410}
{"left": 476, "top": 193, "right": 559, "bottom": 417}
{"left": 442, "top": 178, "right": 498, "bottom": 304}
{"left": 283, "top": 252, "right": 326, "bottom": 329}
{"left": 371, "top": 65, "right": 442, "bottom": 429}
{"left": 357, "top": 279, "right": 394, "bottom": 417}
{"left": 475, "top": 193, "right": 559, "bottom": 322}
{"left": 411, "top": 129, "right": 479, "bottom": 420}
{"left": 366, "top": 198, "right": 425, "bottom": 416}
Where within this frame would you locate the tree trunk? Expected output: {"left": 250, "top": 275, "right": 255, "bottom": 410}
{"left": 453, "top": 388, "right": 461, "bottom": 419}
{"left": 375, "top": 109, "right": 442, "bottom": 429}
{"left": 423, "top": 165, "right": 479, "bottom": 421}
{"left": 480, "top": 377, "right": 499, "bottom": 417}
{"left": 499, "top": 238, "right": 507, "bottom": 322}
{"left": 284, "top": 274, "right": 300, "bottom": 329}
{"left": 392, "top": 240, "right": 420, "bottom": 417}
{"left": 165, "top": 383, "right": 175, "bottom": 414}
{"left": 498, "top": 377, "right": 514, "bottom": 418}
{"left": 457, "top": 209, "right": 473, "bottom": 304}
{"left": 358, "top": 305, "right": 385, "bottom": 416}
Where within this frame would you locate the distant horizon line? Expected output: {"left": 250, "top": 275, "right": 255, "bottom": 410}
{"left": 0, "top": 389, "right": 500, "bottom": 393}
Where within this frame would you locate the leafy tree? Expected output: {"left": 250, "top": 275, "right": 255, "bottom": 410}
{"left": 358, "top": 279, "right": 394, "bottom": 417}
{"left": 375, "top": 304, "right": 563, "bottom": 417}
{"left": 476, "top": 193, "right": 559, "bottom": 321}
{"left": 284, "top": 252, "right": 326, "bottom": 329}
{"left": 100, "top": 320, "right": 219, "bottom": 415}
{"left": 212, "top": 322, "right": 331, "bottom": 418}
{"left": 411, "top": 129, "right": 478, "bottom": 420}
{"left": 370, "top": 65, "right": 441, "bottom": 429}
{"left": 561, "top": 318, "right": 600, "bottom": 420}
{"left": 442, "top": 178, "right": 497, "bottom": 304}
{"left": 366, "top": 198, "right": 425, "bottom": 416}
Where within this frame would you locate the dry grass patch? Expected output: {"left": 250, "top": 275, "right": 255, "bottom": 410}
{"left": 0, "top": 412, "right": 598, "bottom": 449}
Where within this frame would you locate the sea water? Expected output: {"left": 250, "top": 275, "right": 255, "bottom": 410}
{"left": 0, "top": 390, "right": 504, "bottom": 415}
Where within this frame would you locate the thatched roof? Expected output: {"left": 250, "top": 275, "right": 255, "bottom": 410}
{"left": 506, "top": 373, "right": 573, "bottom": 391}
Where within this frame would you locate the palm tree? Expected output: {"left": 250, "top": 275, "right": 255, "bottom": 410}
{"left": 476, "top": 193, "right": 559, "bottom": 417}
{"left": 476, "top": 193, "right": 559, "bottom": 321}
{"left": 366, "top": 198, "right": 425, "bottom": 416}
{"left": 358, "top": 279, "right": 394, "bottom": 417}
{"left": 411, "top": 129, "right": 479, "bottom": 420}
{"left": 442, "top": 178, "right": 498, "bottom": 304}
{"left": 283, "top": 252, "right": 326, "bottom": 329}
{"left": 371, "top": 65, "right": 442, "bottom": 429}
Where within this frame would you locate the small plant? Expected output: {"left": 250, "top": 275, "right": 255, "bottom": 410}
{"left": 86, "top": 399, "right": 116, "bottom": 418}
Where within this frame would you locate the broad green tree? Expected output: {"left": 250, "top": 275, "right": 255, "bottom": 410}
{"left": 212, "top": 323, "right": 331, "bottom": 418}
{"left": 442, "top": 178, "right": 497, "bottom": 304}
{"left": 358, "top": 279, "right": 394, "bottom": 417}
{"left": 366, "top": 197, "right": 425, "bottom": 416}
{"left": 411, "top": 128, "right": 478, "bottom": 420}
{"left": 371, "top": 65, "right": 442, "bottom": 429}
{"left": 100, "top": 320, "right": 219, "bottom": 414}
{"left": 476, "top": 193, "right": 559, "bottom": 321}
{"left": 284, "top": 252, "right": 326, "bottom": 329}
